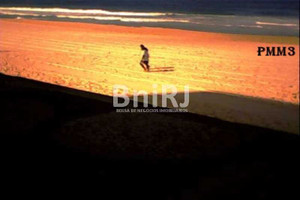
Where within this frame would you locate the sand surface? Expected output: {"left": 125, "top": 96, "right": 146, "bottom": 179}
{"left": 0, "top": 19, "right": 299, "bottom": 133}
{"left": 1, "top": 74, "right": 299, "bottom": 199}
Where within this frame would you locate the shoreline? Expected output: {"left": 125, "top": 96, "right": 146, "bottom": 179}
{"left": 22, "top": 18, "right": 300, "bottom": 38}
{"left": 1, "top": 18, "right": 299, "bottom": 43}
{"left": 0, "top": 6, "right": 299, "bottom": 36}
{"left": 0, "top": 18, "right": 299, "bottom": 133}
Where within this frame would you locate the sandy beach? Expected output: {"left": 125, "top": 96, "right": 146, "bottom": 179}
{"left": 0, "top": 19, "right": 299, "bottom": 133}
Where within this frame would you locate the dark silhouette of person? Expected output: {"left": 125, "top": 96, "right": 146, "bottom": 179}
{"left": 140, "top": 44, "right": 150, "bottom": 72}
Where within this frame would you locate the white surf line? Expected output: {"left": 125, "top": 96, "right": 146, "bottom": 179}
{"left": 0, "top": 7, "right": 168, "bottom": 17}
{"left": 256, "top": 21, "right": 298, "bottom": 27}
{"left": 0, "top": 41, "right": 290, "bottom": 94}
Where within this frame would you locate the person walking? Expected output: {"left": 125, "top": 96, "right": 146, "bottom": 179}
{"left": 140, "top": 44, "right": 150, "bottom": 72}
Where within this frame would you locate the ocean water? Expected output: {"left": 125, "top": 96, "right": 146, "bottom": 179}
{"left": 0, "top": 0, "right": 299, "bottom": 36}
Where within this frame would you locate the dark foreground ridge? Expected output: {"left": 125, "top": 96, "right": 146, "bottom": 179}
{"left": 0, "top": 73, "right": 299, "bottom": 199}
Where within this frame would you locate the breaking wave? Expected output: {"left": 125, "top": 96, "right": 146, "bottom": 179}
{"left": 55, "top": 15, "right": 189, "bottom": 23}
{"left": 256, "top": 21, "right": 298, "bottom": 27}
{"left": 0, "top": 7, "right": 298, "bottom": 36}
{"left": 0, "top": 6, "right": 189, "bottom": 23}
{"left": 0, "top": 7, "right": 168, "bottom": 17}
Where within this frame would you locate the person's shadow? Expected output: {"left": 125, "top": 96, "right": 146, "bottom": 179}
{"left": 149, "top": 66, "right": 174, "bottom": 73}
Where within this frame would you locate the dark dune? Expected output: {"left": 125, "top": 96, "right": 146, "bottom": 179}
{"left": 0, "top": 73, "right": 298, "bottom": 199}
